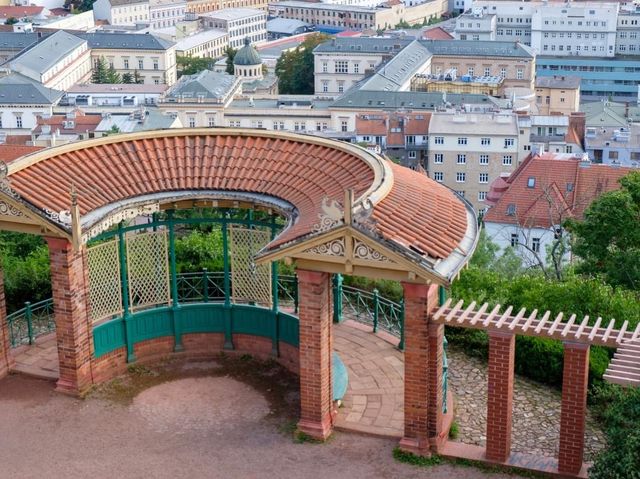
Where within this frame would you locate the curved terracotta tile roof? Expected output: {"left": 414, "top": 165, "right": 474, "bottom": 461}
{"left": 6, "top": 129, "right": 473, "bottom": 269}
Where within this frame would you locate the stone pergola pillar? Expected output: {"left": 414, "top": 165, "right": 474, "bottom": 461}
{"left": 558, "top": 342, "right": 590, "bottom": 475}
{"left": 399, "top": 282, "right": 440, "bottom": 456}
{"left": 486, "top": 331, "right": 516, "bottom": 462}
{"left": 296, "top": 269, "right": 334, "bottom": 440}
{"left": 0, "top": 265, "right": 14, "bottom": 379}
{"left": 46, "top": 237, "right": 93, "bottom": 396}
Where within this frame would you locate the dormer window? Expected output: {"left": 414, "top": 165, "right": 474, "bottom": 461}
{"left": 527, "top": 177, "right": 535, "bottom": 188}
{"left": 506, "top": 204, "right": 517, "bottom": 216}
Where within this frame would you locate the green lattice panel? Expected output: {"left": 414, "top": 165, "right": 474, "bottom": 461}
{"left": 229, "top": 226, "right": 272, "bottom": 307}
{"left": 87, "top": 239, "right": 123, "bottom": 322}
{"left": 126, "top": 230, "right": 170, "bottom": 311}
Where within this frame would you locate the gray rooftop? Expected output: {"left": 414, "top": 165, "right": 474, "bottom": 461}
{"left": 419, "top": 39, "right": 535, "bottom": 58}
{"left": 199, "top": 8, "right": 265, "bottom": 21}
{"left": 271, "top": 1, "right": 378, "bottom": 13}
{"left": 0, "top": 32, "right": 39, "bottom": 52}
{"left": 331, "top": 89, "right": 491, "bottom": 110}
{"left": 266, "top": 18, "right": 308, "bottom": 34}
{"left": 79, "top": 32, "right": 174, "bottom": 50}
{"left": 164, "top": 70, "right": 239, "bottom": 101}
{"left": 10, "top": 30, "right": 85, "bottom": 75}
{"left": 0, "top": 73, "right": 63, "bottom": 105}
{"left": 314, "top": 37, "right": 412, "bottom": 54}
{"left": 535, "top": 75, "right": 582, "bottom": 89}
{"left": 107, "top": 0, "right": 147, "bottom": 6}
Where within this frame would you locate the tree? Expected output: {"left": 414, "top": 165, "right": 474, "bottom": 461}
{"left": 177, "top": 55, "right": 213, "bottom": 77}
{"left": 5, "top": 17, "right": 19, "bottom": 25}
{"left": 91, "top": 56, "right": 109, "bottom": 83}
{"left": 275, "top": 33, "right": 331, "bottom": 95}
{"left": 122, "top": 72, "right": 134, "bottom": 84}
{"left": 104, "top": 125, "right": 121, "bottom": 136}
{"left": 106, "top": 64, "right": 122, "bottom": 84}
{"left": 567, "top": 172, "right": 640, "bottom": 290}
{"left": 133, "top": 70, "right": 143, "bottom": 84}
{"left": 225, "top": 47, "right": 237, "bottom": 75}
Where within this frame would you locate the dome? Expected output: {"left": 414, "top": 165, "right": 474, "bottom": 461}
{"left": 234, "top": 37, "right": 262, "bottom": 66}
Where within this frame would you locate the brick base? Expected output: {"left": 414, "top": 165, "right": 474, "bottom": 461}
{"left": 91, "top": 333, "right": 300, "bottom": 385}
{"left": 0, "top": 267, "right": 14, "bottom": 380}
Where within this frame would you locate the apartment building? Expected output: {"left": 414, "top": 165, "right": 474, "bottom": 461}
{"left": 174, "top": 29, "right": 228, "bottom": 59}
{"left": 616, "top": 6, "right": 640, "bottom": 55}
{"left": 426, "top": 112, "right": 521, "bottom": 213}
{"left": 200, "top": 8, "right": 267, "bottom": 48}
{"left": 9, "top": 30, "right": 92, "bottom": 91}
{"left": 518, "top": 113, "right": 586, "bottom": 156}
{"left": 186, "top": 0, "right": 268, "bottom": 15}
{"left": 149, "top": 0, "right": 186, "bottom": 29}
{"left": 455, "top": 9, "right": 496, "bottom": 41}
{"left": 534, "top": 75, "right": 581, "bottom": 115}
{"left": 93, "top": 0, "right": 150, "bottom": 26}
{"left": 80, "top": 33, "right": 177, "bottom": 86}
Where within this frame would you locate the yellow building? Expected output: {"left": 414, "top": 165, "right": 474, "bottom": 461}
{"left": 534, "top": 75, "right": 581, "bottom": 116}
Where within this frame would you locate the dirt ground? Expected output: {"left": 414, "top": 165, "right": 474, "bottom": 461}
{"left": 0, "top": 356, "right": 519, "bottom": 479}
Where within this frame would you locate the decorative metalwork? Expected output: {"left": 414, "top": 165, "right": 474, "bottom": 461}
{"left": 0, "top": 161, "right": 19, "bottom": 199}
{"left": 0, "top": 200, "right": 23, "bottom": 217}
{"left": 353, "top": 238, "right": 391, "bottom": 263}
{"left": 126, "top": 230, "right": 170, "bottom": 311}
{"left": 229, "top": 225, "right": 272, "bottom": 307}
{"left": 87, "top": 238, "right": 122, "bottom": 322}
{"left": 353, "top": 197, "right": 378, "bottom": 232}
{"left": 313, "top": 196, "right": 343, "bottom": 233}
{"left": 44, "top": 208, "right": 72, "bottom": 225}
{"left": 82, "top": 203, "right": 160, "bottom": 244}
{"left": 302, "top": 238, "right": 345, "bottom": 257}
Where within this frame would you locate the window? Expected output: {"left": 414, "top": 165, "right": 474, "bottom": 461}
{"left": 138, "top": 59, "right": 144, "bottom": 69}
{"left": 433, "top": 172, "right": 443, "bottom": 182}
{"left": 124, "top": 59, "right": 129, "bottom": 69}
{"left": 503, "top": 155, "right": 513, "bottom": 166}
{"left": 208, "top": 116, "right": 215, "bottom": 127}
{"left": 510, "top": 233, "right": 518, "bottom": 247}
{"left": 504, "top": 138, "right": 515, "bottom": 148}
{"left": 337, "top": 81, "right": 344, "bottom": 93}
{"left": 457, "top": 137, "right": 468, "bottom": 145}
{"left": 609, "top": 151, "right": 619, "bottom": 160}
{"left": 478, "top": 191, "right": 487, "bottom": 201}
{"left": 481, "top": 137, "right": 491, "bottom": 145}
{"left": 467, "top": 67, "right": 474, "bottom": 76}
{"left": 433, "top": 153, "right": 443, "bottom": 164}
{"left": 479, "top": 154, "right": 489, "bottom": 165}
{"left": 322, "top": 61, "right": 328, "bottom": 73}
{"left": 188, "top": 117, "right": 196, "bottom": 128}
{"left": 15, "top": 116, "right": 22, "bottom": 128}
{"left": 532, "top": 237, "right": 541, "bottom": 253}
{"left": 516, "top": 69, "right": 523, "bottom": 80}
{"left": 321, "top": 81, "right": 328, "bottom": 93}
{"left": 353, "top": 62, "right": 360, "bottom": 73}
{"left": 500, "top": 68, "right": 507, "bottom": 78}
{"left": 432, "top": 136, "right": 444, "bottom": 145}
{"left": 408, "top": 151, "right": 417, "bottom": 159}
{"left": 479, "top": 173, "right": 489, "bottom": 183}
{"left": 527, "top": 177, "right": 536, "bottom": 188}
{"left": 456, "top": 172, "right": 466, "bottom": 183}
{"left": 506, "top": 204, "right": 516, "bottom": 216}
{"left": 341, "top": 120, "right": 348, "bottom": 132}
{"left": 457, "top": 154, "right": 466, "bottom": 164}
{"left": 335, "top": 61, "right": 348, "bottom": 73}
{"left": 484, "top": 67, "right": 491, "bottom": 76}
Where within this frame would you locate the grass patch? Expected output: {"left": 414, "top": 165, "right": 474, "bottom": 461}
{"left": 393, "top": 448, "right": 442, "bottom": 466}
{"left": 449, "top": 421, "right": 459, "bottom": 440}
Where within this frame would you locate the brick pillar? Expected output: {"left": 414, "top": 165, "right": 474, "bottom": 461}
{"left": 427, "top": 321, "right": 445, "bottom": 451}
{"left": 486, "top": 331, "right": 515, "bottom": 462}
{"left": 558, "top": 342, "right": 589, "bottom": 475}
{"left": 399, "top": 282, "right": 439, "bottom": 456}
{"left": 296, "top": 269, "right": 333, "bottom": 441}
{"left": 46, "top": 237, "right": 93, "bottom": 396}
{"left": 0, "top": 265, "right": 14, "bottom": 379}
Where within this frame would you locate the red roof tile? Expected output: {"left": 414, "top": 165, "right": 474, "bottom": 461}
{"left": 484, "top": 152, "right": 633, "bottom": 228}
{"left": 0, "top": 145, "right": 43, "bottom": 162}
{"left": 422, "top": 27, "right": 454, "bottom": 40}
{"left": 0, "top": 6, "right": 45, "bottom": 18}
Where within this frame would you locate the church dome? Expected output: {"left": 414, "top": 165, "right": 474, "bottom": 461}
{"left": 234, "top": 37, "right": 262, "bottom": 66}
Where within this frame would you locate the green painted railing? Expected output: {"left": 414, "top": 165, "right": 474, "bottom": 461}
{"left": 6, "top": 299, "right": 55, "bottom": 348}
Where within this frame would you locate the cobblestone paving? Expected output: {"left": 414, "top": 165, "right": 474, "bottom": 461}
{"left": 448, "top": 347, "right": 606, "bottom": 461}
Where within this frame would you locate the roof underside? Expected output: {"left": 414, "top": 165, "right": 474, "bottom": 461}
{"left": 3, "top": 129, "right": 475, "bottom": 282}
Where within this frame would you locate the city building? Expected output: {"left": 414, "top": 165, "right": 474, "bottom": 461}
{"left": 454, "top": 8, "right": 496, "bottom": 41}
{"left": 62, "top": 82, "right": 168, "bottom": 109}
{"left": 518, "top": 112, "right": 586, "bottom": 156}
{"left": 266, "top": 18, "right": 310, "bottom": 40}
{"left": 426, "top": 112, "right": 521, "bottom": 213}
{"left": 79, "top": 32, "right": 177, "bottom": 86}
{"left": 615, "top": 2, "right": 640, "bottom": 55}
{"left": 534, "top": 75, "right": 581, "bottom": 115}
{"left": 30, "top": 109, "right": 103, "bottom": 146}
{"left": 0, "top": 31, "right": 38, "bottom": 64}
{"left": 233, "top": 37, "right": 263, "bottom": 80}
{"left": 484, "top": 152, "right": 635, "bottom": 267}
{"left": 149, "top": 0, "right": 186, "bottom": 29}
{"left": 585, "top": 124, "right": 640, "bottom": 166}
{"left": 0, "top": 6, "right": 51, "bottom": 24}
{"left": 0, "top": 73, "right": 63, "bottom": 134}
{"left": 8, "top": 30, "right": 92, "bottom": 91}
{"left": 93, "top": 0, "right": 150, "bottom": 26}
{"left": 200, "top": 8, "right": 267, "bottom": 49}
{"left": 158, "top": 70, "right": 242, "bottom": 127}
{"left": 174, "top": 29, "right": 228, "bottom": 59}
{"left": 186, "top": 0, "right": 268, "bottom": 15}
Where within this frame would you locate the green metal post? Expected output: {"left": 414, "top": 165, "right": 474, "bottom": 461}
{"left": 151, "top": 212, "right": 158, "bottom": 232}
{"left": 118, "top": 222, "right": 135, "bottom": 362}
{"left": 438, "top": 284, "right": 447, "bottom": 306}
{"left": 222, "top": 213, "right": 233, "bottom": 350}
{"left": 443, "top": 335, "right": 449, "bottom": 413}
{"left": 398, "top": 298, "right": 405, "bottom": 351}
{"left": 270, "top": 215, "right": 279, "bottom": 357}
{"left": 293, "top": 273, "right": 299, "bottom": 314}
{"left": 25, "top": 302, "right": 33, "bottom": 345}
{"left": 332, "top": 274, "right": 343, "bottom": 323}
{"left": 202, "top": 268, "right": 209, "bottom": 303}
{"left": 372, "top": 289, "right": 379, "bottom": 333}
{"left": 167, "top": 210, "right": 183, "bottom": 352}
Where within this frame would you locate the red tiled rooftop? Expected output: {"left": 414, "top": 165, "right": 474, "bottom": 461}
{"left": 0, "top": 6, "right": 45, "bottom": 18}
{"left": 422, "top": 27, "right": 454, "bottom": 40}
{"left": 6, "top": 130, "right": 472, "bottom": 272}
{"left": 0, "top": 145, "right": 43, "bottom": 162}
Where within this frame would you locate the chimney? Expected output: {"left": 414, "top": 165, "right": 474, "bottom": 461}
{"left": 625, "top": 102, "right": 630, "bottom": 119}
{"left": 569, "top": 111, "right": 586, "bottom": 147}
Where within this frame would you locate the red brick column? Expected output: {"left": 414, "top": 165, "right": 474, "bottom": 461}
{"left": 427, "top": 321, "right": 445, "bottom": 451}
{"left": 399, "top": 282, "right": 439, "bottom": 456}
{"left": 558, "top": 342, "right": 590, "bottom": 475}
{"left": 46, "top": 237, "right": 93, "bottom": 396}
{"left": 486, "top": 331, "right": 515, "bottom": 462}
{"left": 0, "top": 265, "right": 14, "bottom": 379}
{"left": 296, "top": 269, "right": 334, "bottom": 441}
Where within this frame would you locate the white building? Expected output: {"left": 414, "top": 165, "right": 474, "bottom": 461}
{"left": 149, "top": 0, "right": 186, "bottom": 30}
{"left": 174, "top": 29, "right": 228, "bottom": 59}
{"left": 454, "top": 8, "right": 496, "bottom": 41}
{"left": 616, "top": 4, "right": 640, "bottom": 55}
{"left": 9, "top": 30, "right": 92, "bottom": 91}
{"left": 200, "top": 8, "right": 267, "bottom": 49}
{"left": 63, "top": 83, "right": 168, "bottom": 109}
{"left": 93, "top": 0, "right": 150, "bottom": 26}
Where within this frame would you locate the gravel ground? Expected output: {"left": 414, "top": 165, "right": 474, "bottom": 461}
{"left": 0, "top": 357, "right": 520, "bottom": 479}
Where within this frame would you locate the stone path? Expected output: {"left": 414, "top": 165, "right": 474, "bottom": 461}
{"left": 11, "top": 333, "right": 59, "bottom": 380}
{"left": 335, "top": 322, "right": 605, "bottom": 461}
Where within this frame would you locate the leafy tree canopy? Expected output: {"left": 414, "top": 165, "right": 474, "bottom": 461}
{"left": 225, "top": 47, "right": 237, "bottom": 75}
{"left": 567, "top": 171, "right": 640, "bottom": 290}
{"left": 276, "top": 33, "right": 332, "bottom": 95}
{"left": 177, "top": 56, "right": 214, "bottom": 77}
